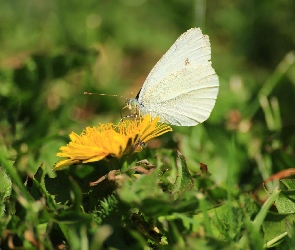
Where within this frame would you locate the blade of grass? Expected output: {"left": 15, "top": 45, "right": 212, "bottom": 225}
{"left": 239, "top": 187, "right": 281, "bottom": 247}
{"left": 244, "top": 51, "right": 295, "bottom": 119}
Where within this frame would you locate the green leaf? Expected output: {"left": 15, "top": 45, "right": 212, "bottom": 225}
{"left": 171, "top": 151, "right": 194, "bottom": 200}
{"left": 280, "top": 179, "right": 295, "bottom": 190}
{"left": 0, "top": 166, "right": 12, "bottom": 231}
{"left": 262, "top": 213, "right": 295, "bottom": 248}
{"left": 0, "top": 166, "right": 12, "bottom": 199}
{"left": 45, "top": 173, "right": 73, "bottom": 204}
{"left": 275, "top": 190, "right": 295, "bottom": 214}
{"left": 118, "top": 166, "right": 164, "bottom": 205}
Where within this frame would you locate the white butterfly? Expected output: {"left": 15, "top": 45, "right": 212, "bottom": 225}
{"left": 126, "top": 28, "right": 219, "bottom": 126}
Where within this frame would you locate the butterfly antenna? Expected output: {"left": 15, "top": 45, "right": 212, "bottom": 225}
{"left": 84, "top": 92, "right": 128, "bottom": 100}
{"left": 85, "top": 91, "right": 137, "bottom": 123}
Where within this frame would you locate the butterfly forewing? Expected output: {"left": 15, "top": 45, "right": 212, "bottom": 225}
{"left": 138, "top": 28, "right": 212, "bottom": 101}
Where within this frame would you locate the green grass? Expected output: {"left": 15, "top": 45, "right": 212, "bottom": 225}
{"left": 1, "top": 0, "right": 295, "bottom": 249}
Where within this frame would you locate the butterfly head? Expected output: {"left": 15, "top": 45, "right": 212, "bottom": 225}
{"left": 125, "top": 98, "right": 140, "bottom": 115}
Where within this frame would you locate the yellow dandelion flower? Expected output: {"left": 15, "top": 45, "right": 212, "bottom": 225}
{"left": 53, "top": 115, "right": 172, "bottom": 170}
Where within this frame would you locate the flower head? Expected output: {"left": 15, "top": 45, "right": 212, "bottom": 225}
{"left": 54, "top": 115, "right": 172, "bottom": 170}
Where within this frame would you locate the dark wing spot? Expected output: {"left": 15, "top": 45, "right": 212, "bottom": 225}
{"left": 185, "top": 58, "right": 190, "bottom": 66}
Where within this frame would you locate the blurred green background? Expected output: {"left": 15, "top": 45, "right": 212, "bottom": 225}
{"left": 1, "top": 0, "right": 295, "bottom": 188}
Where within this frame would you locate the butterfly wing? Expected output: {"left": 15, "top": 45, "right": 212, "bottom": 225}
{"left": 138, "top": 64, "right": 219, "bottom": 126}
{"left": 138, "top": 28, "right": 212, "bottom": 100}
